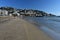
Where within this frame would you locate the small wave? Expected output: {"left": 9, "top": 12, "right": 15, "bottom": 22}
{"left": 40, "top": 26, "right": 60, "bottom": 40}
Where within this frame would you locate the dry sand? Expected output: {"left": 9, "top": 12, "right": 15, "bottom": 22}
{"left": 0, "top": 17, "right": 53, "bottom": 40}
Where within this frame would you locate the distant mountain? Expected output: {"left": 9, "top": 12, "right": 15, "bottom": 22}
{"left": 0, "top": 7, "right": 15, "bottom": 11}
{"left": 0, "top": 7, "right": 56, "bottom": 17}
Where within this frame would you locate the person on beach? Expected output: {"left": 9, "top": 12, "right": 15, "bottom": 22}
{"left": 12, "top": 14, "right": 17, "bottom": 18}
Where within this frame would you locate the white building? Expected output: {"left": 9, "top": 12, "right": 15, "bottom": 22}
{"left": 9, "top": 13, "right": 12, "bottom": 16}
{"left": 0, "top": 10, "right": 8, "bottom": 16}
{"left": 26, "top": 10, "right": 36, "bottom": 16}
{"left": 13, "top": 11, "right": 20, "bottom": 16}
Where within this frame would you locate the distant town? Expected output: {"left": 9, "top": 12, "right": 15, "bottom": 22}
{"left": 0, "top": 7, "right": 56, "bottom": 17}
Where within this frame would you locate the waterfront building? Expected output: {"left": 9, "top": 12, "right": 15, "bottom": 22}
{"left": 0, "top": 10, "right": 8, "bottom": 16}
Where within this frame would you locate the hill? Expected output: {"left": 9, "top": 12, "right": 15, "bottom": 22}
{"left": 0, "top": 7, "right": 56, "bottom": 17}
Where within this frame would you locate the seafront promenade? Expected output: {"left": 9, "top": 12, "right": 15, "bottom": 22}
{"left": 0, "top": 17, "right": 52, "bottom": 40}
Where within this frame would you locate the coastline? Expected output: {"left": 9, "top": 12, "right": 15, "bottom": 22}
{"left": 19, "top": 18, "right": 53, "bottom": 40}
{"left": 0, "top": 17, "right": 52, "bottom": 40}
{"left": 19, "top": 17, "right": 53, "bottom": 40}
{"left": 21, "top": 17, "right": 60, "bottom": 40}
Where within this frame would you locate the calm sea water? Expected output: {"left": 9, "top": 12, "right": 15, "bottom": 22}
{"left": 23, "top": 16, "right": 60, "bottom": 40}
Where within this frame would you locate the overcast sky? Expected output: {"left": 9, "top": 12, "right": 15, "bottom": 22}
{"left": 0, "top": 0, "right": 60, "bottom": 15}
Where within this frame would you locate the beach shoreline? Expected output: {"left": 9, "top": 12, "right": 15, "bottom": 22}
{"left": 0, "top": 17, "right": 52, "bottom": 40}
{"left": 21, "top": 17, "right": 60, "bottom": 40}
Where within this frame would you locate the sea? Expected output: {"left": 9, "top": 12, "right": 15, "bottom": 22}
{"left": 21, "top": 16, "right": 60, "bottom": 40}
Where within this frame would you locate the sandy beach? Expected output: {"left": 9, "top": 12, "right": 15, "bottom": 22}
{"left": 0, "top": 17, "right": 52, "bottom": 40}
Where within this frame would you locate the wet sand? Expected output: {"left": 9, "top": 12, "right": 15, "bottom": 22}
{"left": 0, "top": 17, "right": 52, "bottom": 40}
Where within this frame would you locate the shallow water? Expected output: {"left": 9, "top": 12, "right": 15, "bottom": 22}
{"left": 23, "top": 16, "right": 60, "bottom": 40}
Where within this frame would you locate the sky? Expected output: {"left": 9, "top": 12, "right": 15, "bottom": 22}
{"left": 0, "top": 0, "right": 60, "bottom": 16}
